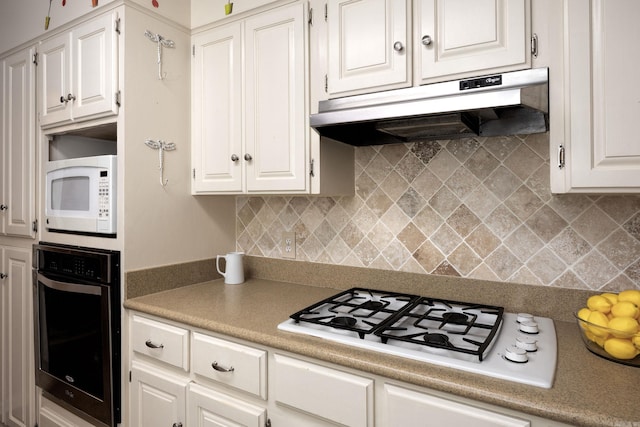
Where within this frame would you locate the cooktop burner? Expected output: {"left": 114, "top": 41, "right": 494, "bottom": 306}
{"left": 278, "top": 287, "right": 558, "bottom": 389}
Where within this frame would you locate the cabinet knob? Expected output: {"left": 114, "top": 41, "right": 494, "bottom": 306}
{"left": 421, "top": 35, "right": 433, "bottom": 46}
{"left": 0, "top": 273, "right": 7, "bottom": 279}
{"left": 244, "top": 153, "right": 253, "bottom": 161}
{"left": 66, "top": 93, "right": 76, "bottom": 102}
{"left": 0, "top": 204, "right": 7, "bottom": 211}
{"left": 231, "top": 154, "right": 239, "bottom": 162}
{"left": 59, "top": 96, "right": 66, "bottom": 104}
{"left": 172, "top": 423, "right": 183, "bottom": 427}
{"left": 393, "top": 41, "right": 404, "bottom": 52}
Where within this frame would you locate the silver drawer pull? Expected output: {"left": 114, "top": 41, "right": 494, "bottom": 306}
{"left": 145, "top": 339, "right": 164, "bottom": 349}
{"left": 211, "top": 361, "right": 234, "bottom": 373}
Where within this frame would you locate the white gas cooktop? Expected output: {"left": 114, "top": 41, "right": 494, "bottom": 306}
{"left": 277, "top": 288, "right": 557, "bottom": 389}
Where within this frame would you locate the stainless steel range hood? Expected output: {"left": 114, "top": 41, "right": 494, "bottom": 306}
{"left": 310, "top": 68, "right": 549, "bottom": 146}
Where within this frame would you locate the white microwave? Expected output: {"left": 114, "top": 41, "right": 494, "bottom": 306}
{"left": 45, "top": 155, "right": 117, "bottom": 236}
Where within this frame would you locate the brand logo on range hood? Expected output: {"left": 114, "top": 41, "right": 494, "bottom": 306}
{"left": 310, "top": 68, "right": 549, "bottom": 146}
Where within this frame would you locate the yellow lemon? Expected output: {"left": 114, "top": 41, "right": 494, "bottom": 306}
{"left": 632, "top": 335, "right": 640, "bottom": 350}
{"left": 587, "top": 311, "right": 610, "bottom": 338}
{"left": 607, "top": 317, "right": 639, "bottom": 338}
{"left": 587, "top": 295, "right": 612, "bottom": 313}
{"left": 611, "top": 301, "right": 640, "bottom": 319}
{"left": 601, "top": 293, "right": 619, "bottom": 305}
{"left": 604, "top": 338, "right": 640, "bottom": 360}
{"left": 577, "top": 307, "right": 591, "bottom": 325}
{"left": 618, "top": 289, "right": 640, "bottom": 307}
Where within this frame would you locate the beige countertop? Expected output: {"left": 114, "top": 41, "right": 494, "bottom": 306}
{"left": 124, "top": 277, "right": 640, "bottom": 427}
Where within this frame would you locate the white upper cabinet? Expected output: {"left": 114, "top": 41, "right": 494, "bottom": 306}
{"left": 550, "top": 0, "right": 640, "bottom": 193}
{"left": 326, "top": 0, "right": 530, "bottom": 97}
{"left": 192, "top": 1, "right": 355, "bottom": 196}
{"left": 244, "top": 3, "right": 307, "bottom": 193}
{"left": 192, "top": 3, "right": 307, "bottom": 194}
{"left": 416, "top": 0, "right": 528, "bottom": 84}
{"left": 38, "top": 10, "right": 119, "bottom": 128}
{"left": 1, "top": 46, "right": 36, "bottom": 239}
{"left": 327, "top": 0, "right": 410, "bottom": 95}
{"left": 191, "top": 23, "right": 243, "bottom": 193}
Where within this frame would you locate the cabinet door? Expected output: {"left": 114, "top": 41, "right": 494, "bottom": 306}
{"left": 71, "top": 11, "right": 119, "bottom": 122}
{"left": 192, "top": 23, "right": 243, "bottom": 193}
{"left": 552, "top": 0, "right": 640, "bottom": 192}
{"left": 0, "top": 247, "right": 34, "bottom": 427}
{"left": 327, "top": 0, "right": 410, "bottom": 96}
{"left": 130, "top": 360, "right": 189, "bottom": 427}
{"left": 38, "top": 12, "right": 118, "bottom": 128}
{"left": 244, "top": 3, "right": 308, "bottom": 193}
{"left": 38, "top": 32, "right": 72, "bottom": 126}
{"left": 1, "top": 47, "right": 35, "bottom": 238}
{"left": 416, "top": 0, "right": 529, "bottom": 83}
{"left": 384, "top": 384, "right": 530, "bottom": 427}
{"left": 187, "top": 383, "right": 267, "bottom": 427}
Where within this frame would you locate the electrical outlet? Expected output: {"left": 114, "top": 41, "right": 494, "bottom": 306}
{"left": 282, "top": 232, "right": 296, "bottom": 259}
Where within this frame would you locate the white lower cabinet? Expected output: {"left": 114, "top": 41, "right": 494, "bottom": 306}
{"left": 129, "top": 313, "right": 268, "bottom": 427}
{"left": 187, "top": 383, "right": 267, "bottom": 427}
{"left": 0, "top": 246, "right": 34, "bottom": 427}
{"left": 128, "top": 312, "right": 569, "bottom": 427}
{"left": 130, "top": 359, "right": 189, "bottom": 427}
{"left": 272, "top": 354, "right": 373, "bottom": 427}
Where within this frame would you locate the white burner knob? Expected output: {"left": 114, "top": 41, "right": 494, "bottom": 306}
{"left": 515, "top": 335, "right": 538, "bottom": 352}
{"left": 519, "top": 320, "right": 539, "bottom": 334}
{"left": 517, "top": 313, "right": 534, "bottom": 323}
{"left": 504, "top": 345, "right": 528, "bottom": 363}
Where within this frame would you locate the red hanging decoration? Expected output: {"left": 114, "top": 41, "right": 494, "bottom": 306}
{"left": 62, "top": 0, "right": 66, "bottom": 6}
{"left": 152, "top": 0, "right": 159, "bottom": 8}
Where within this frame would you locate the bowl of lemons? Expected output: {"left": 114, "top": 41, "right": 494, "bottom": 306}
{"left": 576, "top": 289, "right": 640, "bottom": 366}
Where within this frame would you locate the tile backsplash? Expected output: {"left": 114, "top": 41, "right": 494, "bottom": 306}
{"left": 236, "top": 133, "right": 640, "bottom": 291}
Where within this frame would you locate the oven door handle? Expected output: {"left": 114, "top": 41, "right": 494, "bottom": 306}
{"left": 37, "top": 274, "right": 103, "bottom": 296}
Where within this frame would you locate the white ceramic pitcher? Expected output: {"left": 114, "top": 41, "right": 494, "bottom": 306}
{"left": 216, "top": 252, "right": 245, "bottom": 284}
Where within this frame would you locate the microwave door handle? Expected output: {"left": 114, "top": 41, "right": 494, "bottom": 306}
{"left": 37, "top": 274, "right": 102, "bottom": 297}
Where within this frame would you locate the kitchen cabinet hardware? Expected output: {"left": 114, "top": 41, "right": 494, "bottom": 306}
{"left": 211, "top": 361, "right": 235, "bottom": 373}
{"left": 244, "top": 153, "right": 253, "bottom": 161}
{"left": 144, "top": 139, "right": 176, "bottom": 187}
{"left": 59, "top": 93, "right": 76, "bottom": 103}
{"left": 558, "top": 145, "right": 565, "bottom": 169}
{"left": 144, "top": 30, "right": 175, "bottom": 80}
{"left": 393, "top": 41, "right": 404, "bottom": 52}
{"left": 421, "top": 35, "right": 432, "bottom": 46}
{"left": 145, "top": 339, "right": 164, "bottom": 349}
{"left": 531, "top": 33, "right": 538, "bottom": 57}
{"left": 0, "top": 204, "right": 7, "bottom": 210}
{"left": 0, "top": 273, "right": 7, "bottom": 279}
{"left": 231, "top": 154, "right": 239, "bottom": 162}
{"left": 172, "top": 423, "right": 183, "bottom": 427}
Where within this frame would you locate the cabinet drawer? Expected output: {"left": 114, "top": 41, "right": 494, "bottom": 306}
{"left": 131, "top": 315, "right": 189, "bottom": 371}
{"left": 273, "top": 354, "right": 373, "bottom": 427}
{"left": 384, "top": 384, "right": 530, "bottom": 427}
{"left": 192, "top": 332, "right": 267, "bottom": 399}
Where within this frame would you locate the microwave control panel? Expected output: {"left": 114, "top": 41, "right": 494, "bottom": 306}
{"left": 98, "top": 170, "right": 110, "bottom": 219}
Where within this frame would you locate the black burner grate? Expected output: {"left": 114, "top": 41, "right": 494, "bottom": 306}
{"left": 290, "top": 288, "right": 504, "bottom": 361}
{"left": 290, "top": 288, "right": 420, "bottom": 338}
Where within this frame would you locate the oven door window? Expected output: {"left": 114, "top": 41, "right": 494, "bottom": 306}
{"left": 37, "top": 275, "right": 109, "bottom": 400}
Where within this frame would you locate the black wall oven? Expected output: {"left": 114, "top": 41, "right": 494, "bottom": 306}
{"left": 33, "top": 242, "right": 121, "bottom": 427}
